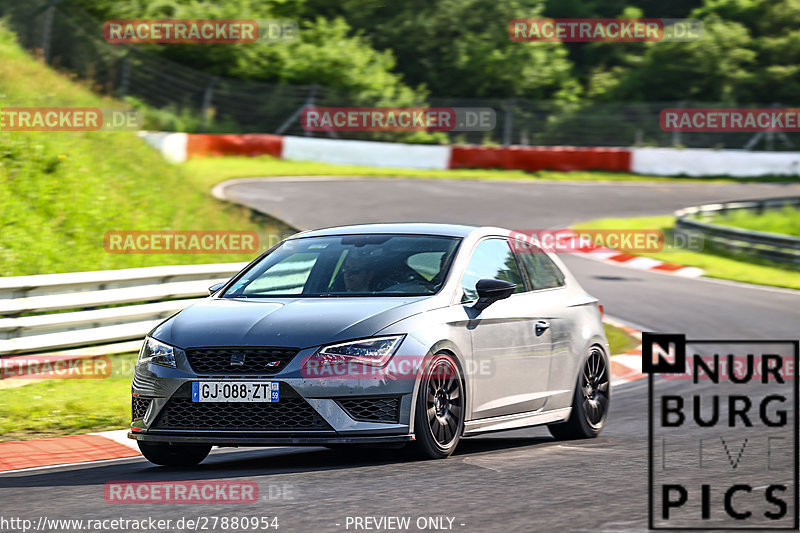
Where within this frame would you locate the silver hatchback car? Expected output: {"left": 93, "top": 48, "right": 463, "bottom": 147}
{"left": 129, "top": 223, "right": 610, "bottom": 465}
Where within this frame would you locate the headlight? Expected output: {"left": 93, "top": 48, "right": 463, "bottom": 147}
{"left": 137, "top": 336, "right": 180, "bottom": 368}
{"left": 308, "top": 335, "right": 405, "bottom": 367}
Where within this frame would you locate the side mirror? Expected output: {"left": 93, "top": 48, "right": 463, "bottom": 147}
{"left": 208, "top": 282, "right": 225, "bottom": 296}
{"left": 472, "top": 278, "right": 516, "bottom": 311}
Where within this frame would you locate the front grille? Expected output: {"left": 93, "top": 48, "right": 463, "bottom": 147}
{"left": 186, "top": 347, "right": 299, "bottom": 374}
{"left": 132, "top": 397, "right": 151, "bottom": 421}
{"left": 152, "top": 383, "right": 330, "bottom": 431}
{"left": 337, "top": 396, "right": 401, "bottom": 423}
{"left": 152, "top": 399, "right": 330, "bottom": 431}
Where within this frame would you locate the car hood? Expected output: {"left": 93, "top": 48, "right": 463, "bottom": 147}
{"left": 150, "top": 296, "right": 433, "bottom": 349}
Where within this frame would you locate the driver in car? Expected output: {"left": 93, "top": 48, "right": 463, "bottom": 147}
{"left": 341, "top": 253, "right": 378, "bottom": 292}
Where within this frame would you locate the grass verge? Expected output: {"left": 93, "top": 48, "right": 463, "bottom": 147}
{"left": 0, "top": 353, "right": 135, "bottom": 441}
{"left": 604, "top": 323, "right": 640, "bottom": 355}
{"left": 575, "top": 216, "right": 800, "bottom": 290}
{"left": 708, "top": 206, "right": 800, "bottom": 238}
{"left": 0, "top": 24, "right": 290, "bottom": 277}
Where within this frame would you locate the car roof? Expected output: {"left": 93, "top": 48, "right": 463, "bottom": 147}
{"left": 290, "top": 223, "right": 503, "bottom": 239}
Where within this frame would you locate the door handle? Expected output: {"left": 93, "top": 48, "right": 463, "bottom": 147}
{"left": 535, "top": 320, "right": 550, "bottom": 335}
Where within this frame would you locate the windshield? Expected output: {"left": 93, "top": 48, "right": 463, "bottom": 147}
{"left": 222, "top": 234, "right": 461, "bottom": 298}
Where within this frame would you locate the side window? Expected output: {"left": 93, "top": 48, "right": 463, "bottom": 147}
{"left": 515, "top": 242, "right": 565, "bottom": 290}
{"left": 460, "top": 238, "right": 525, "bottom": 301}
{"left": 407, "top": 251, "right": 446, "bottom": 281}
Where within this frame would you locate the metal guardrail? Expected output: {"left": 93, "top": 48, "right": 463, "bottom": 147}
{"left": 0, "top": 263, "right": 247, "bottom": 356}
{"left": 674, "top": 197, "right": 800, "bottom": 265}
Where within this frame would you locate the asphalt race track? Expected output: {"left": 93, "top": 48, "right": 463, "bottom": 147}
{"left": 2, "top": 178, "right": 799, "bottom": 532}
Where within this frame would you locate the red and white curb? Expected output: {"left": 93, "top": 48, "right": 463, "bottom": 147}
{"left": 563, "top": 229, "right": 704, "bottom": 278}
{"left": 0, "top": 430, "right": 140, "bottom": 473}
{"left": 606, "top": 316, "right": 645, "bottom": 387}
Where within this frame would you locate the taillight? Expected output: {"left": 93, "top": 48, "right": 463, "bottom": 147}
{"left": 598, "top": 303, "right": 604, "bottom": 319}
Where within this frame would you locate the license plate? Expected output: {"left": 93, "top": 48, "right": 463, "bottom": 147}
{"left": 191, "top": 381, "right": 279, "bottom": 403}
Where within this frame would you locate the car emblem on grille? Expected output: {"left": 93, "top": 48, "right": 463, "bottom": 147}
{"left": 266, "top": 360, "right": 281, "bottom": 368}
{"left": 230, "top": 353, "right": 246, "bottom": 366}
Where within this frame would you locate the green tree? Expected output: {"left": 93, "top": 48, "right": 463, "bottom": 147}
{"left": 69, "top": 0, "right": 427, "bottom": 106}
{"left": 304, "top": 0, "right": 579, "bottom": 99}
{"left": 594, "top": 0, "right": 800, "bottom": 105}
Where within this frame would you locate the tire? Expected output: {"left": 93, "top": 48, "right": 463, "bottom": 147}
{"left": 138, "top": 441, "right": 212, "bottom": 466}
{"left": 408, "top": 353, "right": 465, "bottom": 459}
{"left": 548, "top": 345, "right": 610, "bottom": 440}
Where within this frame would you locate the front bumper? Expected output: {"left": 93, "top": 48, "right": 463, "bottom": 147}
{"left": 130, "top": 339, "right": 429, "bottom": 444}
{"left": 127, "top": 431, "right": 414, "bottom": 446}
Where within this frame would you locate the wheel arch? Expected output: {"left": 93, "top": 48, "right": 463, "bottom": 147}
{"left": 407, "top": 340, "right": 470, "bottom": 433}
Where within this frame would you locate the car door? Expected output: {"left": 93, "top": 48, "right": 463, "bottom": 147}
{"left": 461, "top": 237, "right": 552, "bottom": 420}
{"left": 514, "top": 241, "right": 572, "bottom": 402}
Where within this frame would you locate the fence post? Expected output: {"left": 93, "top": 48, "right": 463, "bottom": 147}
{"left": 671, "top": 101, "right": 684, "bottom": 147}
{"left": 744, "top": 102, "right": 793, "bottom": 150}
{"left": 303, "top": 84, "right": 317, "bottom": 137}
{"left": 274, "top": 84, "right": 330, "bottom": 137}
{"left": 119, "top": 53, "right": 131, "bottom": 97}
{"left": 201, "top": 77, "right": 218, "bottom": 132}
{"left": 503, "top": 99, "right": 514, "bottom": 146}
{"left": 41, "top": 0, "right": 61, "bottom": 64}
